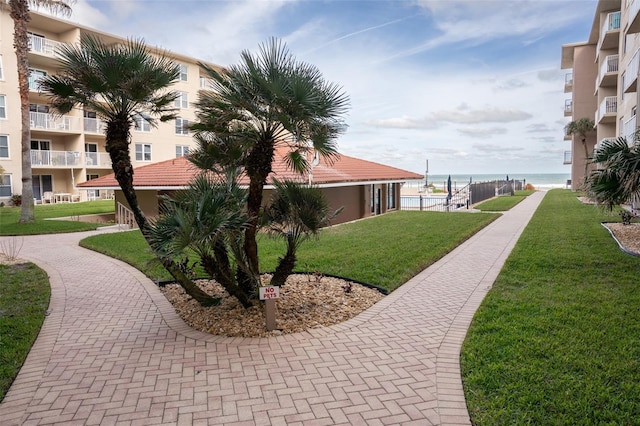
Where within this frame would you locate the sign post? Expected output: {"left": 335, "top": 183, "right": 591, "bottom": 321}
{"left": 259, "top": 286, "right": 280, "bottom": 331}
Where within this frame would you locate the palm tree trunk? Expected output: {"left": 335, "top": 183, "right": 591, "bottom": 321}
{"left": 105, "top": 117, "right": 219, "bottom": 306}
{"left": 583, "top": 137, "right": 590, "bottom": 185}
{"left": 10, "top": 0, "right": 35, "bottom": 222}
{"left": 270, "top": 237, "right": 296, "bottom": 287}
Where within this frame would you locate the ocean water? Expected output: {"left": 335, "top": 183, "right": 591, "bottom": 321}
{"left": 405, "top": 173, "right": 571, "bottom": 190}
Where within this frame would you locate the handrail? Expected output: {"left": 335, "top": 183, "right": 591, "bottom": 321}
{"left": 117, "top": 202, "right": 137, "bottom": 229}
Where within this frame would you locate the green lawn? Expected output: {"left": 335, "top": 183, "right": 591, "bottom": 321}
{"left": 0, "top": 201, "right": 114, "bottom": 236}
{"left": 0, "top": 263, "right": 50, "bottom": 402}
{"left": 81, "top": 210, "right": 499, "bottom": 292}
{"left": 474, "top": 195, "right": 526, "bottom": 211}
{"left": 462, "top": 189, "right": 640, "bottom": 424}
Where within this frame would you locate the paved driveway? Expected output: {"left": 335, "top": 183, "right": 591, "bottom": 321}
{"left": 0, "top": 191, "right": 545, "bottom": 425}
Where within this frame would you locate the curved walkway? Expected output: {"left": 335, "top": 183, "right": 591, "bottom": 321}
{"left": 0, "top": 191, "right": 545, "bottom": 425}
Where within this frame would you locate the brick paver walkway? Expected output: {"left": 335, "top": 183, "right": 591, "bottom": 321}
{"left": 0, "top": 191, "right": 545, "bottom": 425}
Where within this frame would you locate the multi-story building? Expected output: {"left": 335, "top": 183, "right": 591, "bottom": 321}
{"left": 561, "top": 0, "right": 640, "bottom": 188}
{"left": 0, "top": 7, "right": 218, "bottom": 203}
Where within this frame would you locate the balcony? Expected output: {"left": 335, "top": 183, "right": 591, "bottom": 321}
{"left": 563, "top": 151, "right": 572, "bottom": 165}
{"left": 629, "top": 0, "right": 640, "bottom": 33}
{"left": 623, "top": 115, "right": 637, "bottom": 141}
{"left": 596, "top": 55, "right": 619, "bottom": 89}
{"left": 30, "top": 150, "right": 112, "bottom": 168}
{"left": 85, "top": 152, "right": 112, "bottom": 168}
{"left": 564, "top": 72, "right": 573, "bottom": 93}
{"left": 28, "top": 34, "right": 66, "bottom": 58}
{"left": 84, "top": 117, "right": 106, "bottom": 134}
{"left": 30, "top": 111, "right": 79, "bottom": 132}
{"left": 596, "top": 96, "right": 617, "bottom": 123}
{"left": 624, "top": 49, "right": 639, "bottom": 93}
{"left": 598, "top": 11, "right": 621, "bottom": 52}
{"left": 564, "top": 99, "right": 573, "bottom": 117}
{"left": 31, "top": 150, "right": 83, "bottom": 168}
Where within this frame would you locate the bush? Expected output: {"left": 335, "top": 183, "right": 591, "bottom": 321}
{"left": 10, "top": 194, "right": 22, "bottom": 207}
{"left": 524, "top": 183, "right": 536, "bottom": 191}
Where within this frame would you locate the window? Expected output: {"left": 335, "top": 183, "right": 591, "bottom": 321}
{"left": 0, "top": 95, "right": 5, "bottom": 119}
{"left": 0, "top": 55, "right": 3, "bottom": 80}
{"left": 387, "top": 183, "right": 396, "bottom": 209}
{"left": 175, "top": 145, "right": 190, "bottom": 158}
{"left": 0, "top": 135, "right": 8, "bottom": 158}
{"left": 175, "top": 91, "right": 188, "bottom": 108}
{"left": 86, "top": 174, "right": 100, "bottom": 199}
{"left": 175, "top": 118, "right": 189, "bottom": 135}
{"left": 179, "top": 64, "right": 188, "bottom": 81}
{"left": 133, "top": 114, "right": 151, "bottom": 132}
{"left": 135, "top": 143, "right": 152, "bottom": 161}
{"left": 31, "top": 140, "right": 51, "bottom": 165}
{"left": 0, "top": 175, "right": 11, "bottom": 197}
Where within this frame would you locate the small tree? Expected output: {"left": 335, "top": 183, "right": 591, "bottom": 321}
{"left": 585, "top": 136, "right": 640, "bottom": 209}
{"left": 39, "top": 34, "right": 217, "bottom": 305}
{"left": 192, "top": 37, "right": 349, "bottom": 297}
{"left": 565, "top": 117, "right": 596, "bottom": 184}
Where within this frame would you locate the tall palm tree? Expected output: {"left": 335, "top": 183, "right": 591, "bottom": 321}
{"left": 192, "top": 37, "right": 350, "bottom": 292}
{"left": 9, "top": 0, "right": 74, "bottom": 223}
{"left": 585, "top": 136, "right": 640, "bottom": 209}
{"left": 565, "top": 117, "right": 596, "bottom": 183}
{"left": 39, "top": 34, "right": 217, "bottom": 305}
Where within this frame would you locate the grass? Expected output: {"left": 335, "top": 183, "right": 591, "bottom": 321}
{"left": 0, "top": 263, "right": 50, "bottom": 402}
{"left": 461, "top": 189, "right": 640, "bottom": 425}
{"left": 80, "top": 210, "right": 499, "bottom": 292}
{"left": 474, "top": 190, "right": 535, "bottom": 212}
{"left": 0, "top": 201, "right": 114, "bottom": 236}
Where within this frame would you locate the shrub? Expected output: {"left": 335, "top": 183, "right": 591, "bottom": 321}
{"left": 524, "top": 183, "right": 536, "bottom": 191}
{"left": 10, "top": 194, "right": 22, "bottom": 207}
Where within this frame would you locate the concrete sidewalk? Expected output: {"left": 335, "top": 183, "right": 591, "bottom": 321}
{"left": 0, "top": 191, "right": 545, "bottom": 425}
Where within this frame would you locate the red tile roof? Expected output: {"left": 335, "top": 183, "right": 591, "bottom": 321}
{"left": 78, "top": 150, "right": 423, "bottom": 189}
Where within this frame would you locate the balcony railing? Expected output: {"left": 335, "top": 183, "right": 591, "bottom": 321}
{"left": 624, "top": 49, "right": 639, "bottom": 93}
{"left": 563, "top": 151, "right": 572, "bottom": 165}
{"left": 596, "top": 55, "right": 619, "bottom": 88}
{"left": 30, "top": 112, "right": 77, "bottom": 132}
{"left": 83, "top": 117, "right": 106, "bottom": 134}
{"left": 30, "top": 150, "right": 112, "bottom": 168}
{"left": 564, "top": 99, "right": 573, "bottom": 116}
{"left": 28, "top": 34, "right": 66, "bottom": 58}
{"left": 31, "top": 150, "right": 83, "bottom": 167}
{"left": 628, "top": 0, "right": 640, "bottom": 33}
{"left": 85, "top": 152, "right": 112, "bottom": 168}
{"left": 564, "top": 72, "right": 573, "bottom": 93}
{"left": 28, "top": 75, "right": 43, "bottom": 91}
{"left": 596, "top": 96, "right": 617, "bottom": 122}
{"left": 623, "top": 115, "right": 638, "bottom": 141}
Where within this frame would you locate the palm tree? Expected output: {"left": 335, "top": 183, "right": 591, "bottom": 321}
{"left": 263, "top": 179, "right": 341, "bottom": 288}
{"left": 585, "top": 136, "right": 640, "bottom": 209}
{"left": 565, "top": 117, "right": 596, "bottom": 183}
{"left": 9, "top": 0, "right": 74, "bottom": 223}
{"left": 192, "top": 37, "right": 349, "bottom": 293}
{"left": 38, "top": 34, "right": 217, "bottom": 305}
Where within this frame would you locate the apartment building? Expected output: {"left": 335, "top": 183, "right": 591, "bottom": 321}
{"left": 0, "top": 7, "right": 218, "bottom": 203}
{"left": 561, "top": 0, "right": 640, "bottom": 188}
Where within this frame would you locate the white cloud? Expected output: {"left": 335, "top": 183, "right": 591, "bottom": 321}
{"left": 459, "top": 127, "right": 508, "bottom": 139}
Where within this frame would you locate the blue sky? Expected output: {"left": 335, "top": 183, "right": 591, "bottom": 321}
{"left": 63, "top": 0, "right": 596, "bottom": 175}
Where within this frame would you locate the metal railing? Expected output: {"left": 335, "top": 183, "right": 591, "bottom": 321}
{"left": 596, "top": 54, "right": 619, "bottom": 88}
{"left": 28, "top": 34, "right": 66, "bottom": 57}
{"left": 30, "top": 111, "right": 76, "bottom": 131}
{"left": 624, "top": 50, "right": 639, "bottom": 92}
{"left": 401, "top": 182, "right": 471, "bottom": 212}
{"left": 30, "top": 150, "right": 83, "bottom": 167}
{"left": 85, "top": 151, "right": 112, "bottom": 167}
{"left": 565, "top": 99, "right": 573, "bottom": 115}
{"left": 623, "top": 115, "right": 637, "bottom": 141}
{"left": 565, "top": 72, "right": 573, "bottom": 92}
{"left": 597, "top": 96, "right": 617, "bottom": 122}
{"left": 84, "top": 117, "right": 106, "bottom": 134}
{"left": 598, "top": 11, "right": 621, "bottom": 50}
{"left": 117, "top": 202, "right": 137, "bottom": 229}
